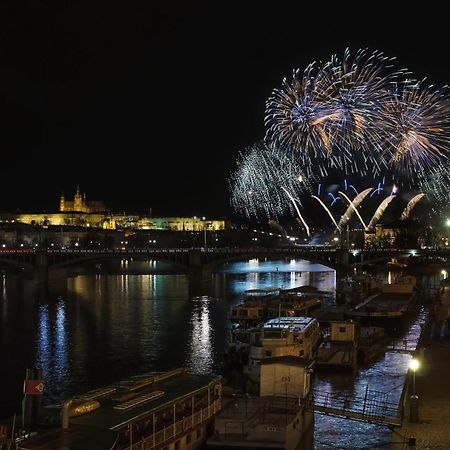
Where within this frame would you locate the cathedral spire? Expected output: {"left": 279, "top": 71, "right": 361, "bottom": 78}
{"left": 60, "top": 191, "right": 65, "bottom": 212}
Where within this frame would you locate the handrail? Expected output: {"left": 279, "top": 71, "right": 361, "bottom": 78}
{"left": 134, "top": 398, "right": 220, "bottom": 450}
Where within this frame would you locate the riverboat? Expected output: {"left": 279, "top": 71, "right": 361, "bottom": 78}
{"left": 230, "top": 287, "right": 322, "bottom": 328}
{"left": 316, "top": 320, "right": 385, "bottom": 371}
{"left": 208, "top": 356, "right": 314, "bottom": 450}
{"left": 345, "top": 275, "right": 417, "bottom": 324}
{"left": 243, "top": 316, "right": 321, "bottom": 384}
{"left": 12, "top": 368, "right": 222, "bottom": 450}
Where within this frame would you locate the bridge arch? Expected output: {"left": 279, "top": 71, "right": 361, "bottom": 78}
{"left": 49, "top": 253, "right": 190, "bottom": 272}
{"left": 0, "top": 257, "right": 34, "bottom": 271}
{"left": 204, "top": 252, "right": 338, "bottom": 274}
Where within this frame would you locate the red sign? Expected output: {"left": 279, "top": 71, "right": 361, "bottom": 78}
{"left": 0, "top": 424, "right": 8, "bottom": 438}
{"left": 23, "top": 380, "right": 44, "bottom": 395}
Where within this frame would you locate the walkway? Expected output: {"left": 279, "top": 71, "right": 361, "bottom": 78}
{"left": 390, "top": 279, "right": 450, "bottom": 449}
{"left": 308, "top": 387, "right": 401, "bottom": 427}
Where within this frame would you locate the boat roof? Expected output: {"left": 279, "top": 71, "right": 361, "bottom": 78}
{"left": 244, "top": 288, "right": 280, "bottom": 296}
{"left": 263, "top": 316, "right": 317, "bottom": 331}
{"left": 23, "top": 368, "right": 221, "bottom": 450}
{"left": 281, "top": 285, "right": 318, "bottom": 293}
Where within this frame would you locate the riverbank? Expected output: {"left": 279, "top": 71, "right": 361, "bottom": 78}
{"left": 390, "top": 280, "right": 450, "bottom": 449}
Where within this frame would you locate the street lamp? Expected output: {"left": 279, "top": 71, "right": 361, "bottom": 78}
{"left": 409, "top": 358, "right": 420, "bottom": 422}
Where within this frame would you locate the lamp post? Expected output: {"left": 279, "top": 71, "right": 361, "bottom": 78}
{"left": 409, "top": 358, "right": 419, "bottom": 422}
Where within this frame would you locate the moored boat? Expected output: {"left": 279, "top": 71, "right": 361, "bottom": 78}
{"left": 243, "top": 316, "right": 322, "bottom": 384}
{"left": 316, "top": 320, "right": 385, "bottom": 371}
{"left": 208, "top": 356, "right": 315, "bottom": 450}
{"left": 9, "top": 368, "right": 222, "bottom": 450}
{"left": 345, "top": 275, "right": 417, "bottom": 324}
{"left": 230, "top": 287, "right": 322, "bottom": 328}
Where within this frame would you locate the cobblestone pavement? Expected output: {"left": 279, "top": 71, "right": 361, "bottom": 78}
{"left": 390, "top": 281, "right": 450, "bottom": 449}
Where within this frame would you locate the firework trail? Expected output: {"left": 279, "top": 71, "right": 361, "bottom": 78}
{"left": 400, "top": 193, "right": 425, "bottom": 219}
{"left": 281, "top": 187, "right": 310, "bottom": 236}
{"left": 370, "top": 182, "right": 384, "bottom": 197}
{"left": 367, "top": 195, "right": 396, "bottom": 230}
{"left": 229, "top": 142, "right": 312, "bottom": 220}
{"left": 338, "top": 190, "right": 369, "bottom": 230}
{"left": 382, "top": 81, "right": 450, "bottom": 183}
{"left": 337, "top": 188, "right": 372, "bottom": 230}
{"left": 328, "top": 192, "right": 340, "bottom": 206}
{"left": 311, "top": 195, "right": 340, "bottom": 231}
{"left": 231, "top": 49, "right": 450, "bottom": 226}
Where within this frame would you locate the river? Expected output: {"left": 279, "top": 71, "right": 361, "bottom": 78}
{"left": 0, "top": 258, "right": 440, "bottom": 448}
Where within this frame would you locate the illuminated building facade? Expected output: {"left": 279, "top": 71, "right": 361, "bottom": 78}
{"left": 0, "top": 190, "right": 226, "bottom": 231}
{"left": 59, "top": 186, "right": 107, "bottom": 213}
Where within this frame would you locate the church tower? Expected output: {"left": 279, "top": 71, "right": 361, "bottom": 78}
{"left": 60, "top": 192, "right": 65, "bottom": 212}
{"left": 74, "top": 186, "right": 82, "bottom": 211}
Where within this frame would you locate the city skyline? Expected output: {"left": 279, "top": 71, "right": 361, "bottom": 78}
{"left": 1, "top": 5, "right": 449, "bottom": 218}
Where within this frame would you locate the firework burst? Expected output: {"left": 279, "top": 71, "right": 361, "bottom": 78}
{"left": 381, "top": 81, "right": 450, "bottom": 183}
{"left": 265, "top": 48, "right": 405, "bottom": 176}
{"left": 229, "top": 142, "right": 313, "bottom": 221}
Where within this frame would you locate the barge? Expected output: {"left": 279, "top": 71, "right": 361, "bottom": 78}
{"left": 12, "top": 368, "right": 222, "bottom": 450}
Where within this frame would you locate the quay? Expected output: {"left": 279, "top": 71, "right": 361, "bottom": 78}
{"left": 390, "top": 279, "right": 450, "bottom": 449}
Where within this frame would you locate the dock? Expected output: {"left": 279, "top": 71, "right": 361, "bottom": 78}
{"left": 389, "top": 279, "right": 450, "bottom": 448}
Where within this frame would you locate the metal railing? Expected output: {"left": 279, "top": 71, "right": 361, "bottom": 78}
{"left": 306, "top": 386, "right": 402, "bottom": 427}
{"left": 130, "top": 399, "right": 221, "bottom": 450}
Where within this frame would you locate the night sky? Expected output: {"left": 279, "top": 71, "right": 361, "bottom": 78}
{"left": 1, "top": 4, "right": 448, "bottom": 218}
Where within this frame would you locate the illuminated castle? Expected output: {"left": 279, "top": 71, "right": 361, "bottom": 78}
{"left": 59, "top": 186, "right": 107, "bottom": 213}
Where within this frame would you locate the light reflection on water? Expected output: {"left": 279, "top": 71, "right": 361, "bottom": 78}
{"left": 0, "top": 259, "right": 430, "bottom": 449}
{"left": 186, "top": 297, "right": 213, "bottom": 373}
{"left": 313, "top": 306, "right": 428, "bottom": 449}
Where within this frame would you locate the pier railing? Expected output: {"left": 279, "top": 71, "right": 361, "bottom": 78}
{"left": 136, "top": 399, "right": 221, "bottom": 450}
{"left": 306, "top": 386, "right": 402, "bottom": 427}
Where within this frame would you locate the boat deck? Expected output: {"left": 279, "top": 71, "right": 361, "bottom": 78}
{"left": 19, "top": 369, "right": 221, "bottom": 450}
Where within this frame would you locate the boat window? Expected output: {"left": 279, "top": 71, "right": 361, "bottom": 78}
{"left": 339, "top": 327, "right": 346, "bottom": 332}
{"left": 265, "top": 350, "right": 272, "bottom": 356}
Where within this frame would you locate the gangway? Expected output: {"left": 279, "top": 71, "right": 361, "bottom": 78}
{"left": 305, "top": 386, "right": 403, "bottom": 427}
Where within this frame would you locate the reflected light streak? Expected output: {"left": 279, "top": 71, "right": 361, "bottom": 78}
{"left": 36, "top": 305, "right": 50, "bottom": 379}
{"left": 55, "top": 300, "right": 68, "bottom": 380}
{"left": 290, "top": 271, "right": 296, "bottom": 287}
{"left": 187, "top": 300, "right": 213, "bottom": 373}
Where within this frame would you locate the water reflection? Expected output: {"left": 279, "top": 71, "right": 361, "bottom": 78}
{"left": 0, "top": 259, "right": 433, "bottom": 448}
{"left": 186, "top": 297, "right": 213, "bottom": 373}
{"left": 313, "top": 306, "right": 429, "bottom": 449}
{"left": 36, "top": 299, "right": 69, "bottom": 402}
